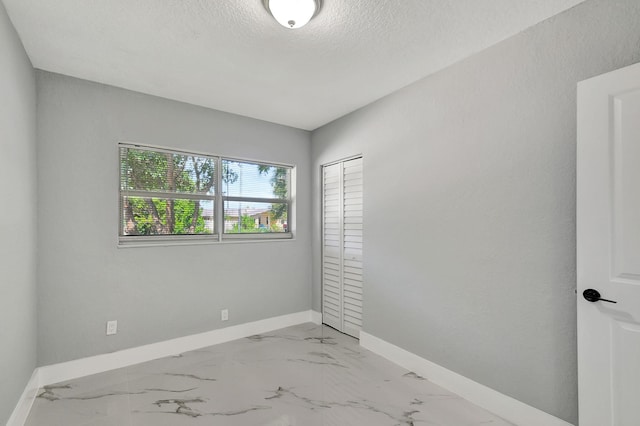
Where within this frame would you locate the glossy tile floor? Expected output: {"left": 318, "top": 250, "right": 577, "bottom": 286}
{"left": 26, "top": 323, "right": 513, "bottom": 425}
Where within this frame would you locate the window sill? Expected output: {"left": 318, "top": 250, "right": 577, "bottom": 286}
{"left": 117, "top": 234, "right": 294, "bottom": 248}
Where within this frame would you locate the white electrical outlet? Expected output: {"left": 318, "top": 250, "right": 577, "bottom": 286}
{"left": 221, "top": 309, "right": 229, "bottom": 321}
{"left": 106, "top": 320, "right": 118, "bottom": 336}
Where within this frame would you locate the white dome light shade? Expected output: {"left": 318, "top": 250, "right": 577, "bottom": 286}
{"left": 265, "top": 0, "right": 320, "bottom": 29}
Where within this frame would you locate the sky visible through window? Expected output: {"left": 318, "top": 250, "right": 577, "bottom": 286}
{"left": 223, "top": 161, "right": 279, "bottom": 199}
{"left": 221, "top": 161, "right": 286, "bottom": 216}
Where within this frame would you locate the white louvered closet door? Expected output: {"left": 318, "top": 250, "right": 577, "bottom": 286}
{"left": 322, "top": 158, "right": 363, "bottom": 338}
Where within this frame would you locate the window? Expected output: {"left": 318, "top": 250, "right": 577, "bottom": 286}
{"left": 119, "top": 143, "right": 293, "bottom": 244}
{"left": 222, "top": 159, "right": 291, "bottom": 237}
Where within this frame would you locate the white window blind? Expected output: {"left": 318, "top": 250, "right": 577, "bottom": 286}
{"left": 120, "top": 145, "right": 217, "bottom": 240}
{"left": 222, "top": 159, "right": 291, "bottom": 237}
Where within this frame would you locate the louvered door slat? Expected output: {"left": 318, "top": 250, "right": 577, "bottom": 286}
{"left": 322, "top": 162, "right": 342, "bottom": 331}
{"left": 341, "top": 157, "right": 363, "bottom": 338}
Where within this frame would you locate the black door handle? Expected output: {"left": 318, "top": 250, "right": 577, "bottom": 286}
{"left": 583, "top": 289, "right": 617, "bottom": 304}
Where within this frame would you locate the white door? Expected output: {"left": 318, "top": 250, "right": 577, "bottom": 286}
{"left": 322, "top": 157, "right": 363, "bottom": 338}
{"left": 577, "top": 61, "right": 640, "bottom": 426}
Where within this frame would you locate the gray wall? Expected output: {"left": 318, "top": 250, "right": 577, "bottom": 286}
{"left": 0, "top": 2, "right": 37, "bottom": 424}
{"left": 311, "top": 0, "right": 640, "bottom": 423}
{"left": 36, "top": 72, "right": 312, "bottom": 366}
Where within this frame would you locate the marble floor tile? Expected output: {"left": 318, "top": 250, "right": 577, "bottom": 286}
{"left": 25, "top": 323, "right": 514, "bottom": 426}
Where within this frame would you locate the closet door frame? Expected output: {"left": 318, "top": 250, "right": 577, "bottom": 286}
{"left": 321, "top": 154, "right": 363, "bottom": 337}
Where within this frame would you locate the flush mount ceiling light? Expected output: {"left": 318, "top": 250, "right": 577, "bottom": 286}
{"left": 263, "top": 0, "right": 322, "bottom": 29}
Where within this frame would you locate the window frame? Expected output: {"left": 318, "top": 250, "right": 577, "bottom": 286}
{"left": 118, "top": 143, "right": 294, "bottom": 246}
{"left": 220, "top": 157, "right": 292, "bottom": 241}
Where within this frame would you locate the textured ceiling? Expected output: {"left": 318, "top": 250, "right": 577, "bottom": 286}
{"left": 3, "top": 0, "right": 586, "bottom": 130}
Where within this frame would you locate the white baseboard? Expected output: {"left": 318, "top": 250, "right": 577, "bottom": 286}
{"left": 310, "top": 310, "right": 322, "bottom": 324}
{"left": 38, "top": 310, "right": 315, "bottom": 386}
{"left": 6, "top": 369, "right": 40, "bottom": 426}
{"left": 360, "top": 332, "right": 573, "bottom": 426}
